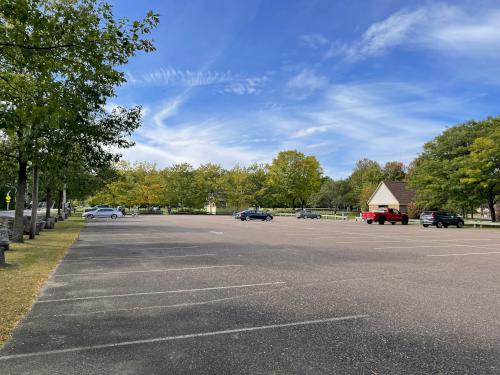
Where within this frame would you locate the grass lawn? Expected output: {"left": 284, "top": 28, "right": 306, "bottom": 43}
{"left": 0, "top": 216, "right": 85, "bottom": 347}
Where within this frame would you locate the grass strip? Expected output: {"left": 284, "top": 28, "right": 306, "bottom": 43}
{"left": 0, "top": 216, "right": 85, "bottom": 346}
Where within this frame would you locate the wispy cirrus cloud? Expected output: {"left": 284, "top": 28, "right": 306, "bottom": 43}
{"left": 122, "top": 97, "right": 275, "bottom": 168}
{"left": 299, "top": 33, "right": 329, "bottom": 49}
{"left": 291, "top": 125, "right": 332, "bottom": 138}
{"left": 142, "top": 67, "right": 233, "bottom": 87}
{"left": 221, "top": 76, "right": 269, "bottom": 95}
{"left": 326, "top": 4, "right": 500, "bottom": 61}
{"left": 125, "top": 67, "right": 270, "bottom": 95}
{"left": 287, "top": 69, "right": 328, "bottom": 99}
{"left": 121, "top": 79, "right": 474, "bottom": 177}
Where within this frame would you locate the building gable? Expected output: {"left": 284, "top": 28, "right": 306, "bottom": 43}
{"left": 368, "top": 182, "right": 400, "bottom": 205}
{"left": 383, "top": 181, "right": 416, "bottom": 205}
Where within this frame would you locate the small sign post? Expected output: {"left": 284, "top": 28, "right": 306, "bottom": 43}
{"left": 5, "top": 193, "right": 11, "bottom": 211}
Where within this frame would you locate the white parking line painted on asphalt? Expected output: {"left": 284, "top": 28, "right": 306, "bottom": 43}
{"left": 209, "top": 231, "right": 223, "bottom": 235}
{"left": 53, "top": 265, "right": 243, "bottom": 277}
{"left": 62, "top": 253, "right": 216, "bottom": 262}
{"left": 53, "top": 292, "right": 274, "bottom": 316}
{"left": 73, "top": 241, "right": 187, "bottom": 247}
{"left": 376, "top": 244, "right": 500, "bottom": 250}
{"left": 338, "top": 238, "right": 497, "bottom": 244}
{"left": 427, "top": 251, "right": 500, "bottom": 257}
{"left": 135, "top": 245, "right": 198, "bottom": 251}
{"left": 272, "top": 224, "right": 315, "bottom": 230}
{"left": 374, "top": 244, "right": 461, "bottom": 250}
{"left": 0, "top": 315, "right": 369, "bottom": 360}
{"left": 37, "top": 282, "right": 286, "bottom": 303}
{"left": 460, "top": 245, "right": 500, "bottom": 251}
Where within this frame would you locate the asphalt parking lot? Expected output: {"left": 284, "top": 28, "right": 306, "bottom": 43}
{"left": 1, "top": 216, "right": 500, "bottom": 374}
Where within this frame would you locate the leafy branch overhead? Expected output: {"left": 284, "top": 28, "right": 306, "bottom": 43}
{"left": 0, "top": 0, "right": 159, "bottom": 241}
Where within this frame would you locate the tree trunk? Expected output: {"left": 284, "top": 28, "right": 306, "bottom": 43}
{"left": 29, "top": 166, "right": 39, "bottom": 239}
{"left": 57, "top": 190, "right": 62, "bottom": 219}
{"left": 488, "top": 200, "right": 496, "bottom": 222}
{"left": 12, "top": 161, "right": 28, "bottom": 243}
{"left": 45, "top": 186, "right": 52, "bottom": 220}
{"left": 62, "top": 184, "right": 67, "bottom": 216}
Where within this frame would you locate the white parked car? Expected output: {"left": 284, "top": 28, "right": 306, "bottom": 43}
{"left": 82, "top": 207, "right": 123, "bottom": 219}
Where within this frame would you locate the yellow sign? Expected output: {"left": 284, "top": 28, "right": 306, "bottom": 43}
{"left": 5, "top": 194, "right": 11, "bottom": 203}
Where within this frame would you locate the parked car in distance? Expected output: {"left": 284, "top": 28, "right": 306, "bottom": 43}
{"left": 235, "top": 209, "right": 273, "bottom": 221}
{"left": 84, "top": 204, "right": 110, "bottom": 213}
{"left": 296, "top": 209, "right": 322, "bottom": 219}
{"left": 420, "top": 211, "right": 464, "bottom": 228}
{"left": 82, "top": 207, "right": 123, "bottom": 219}
{"left": 362, "top": 208, "right": 409, "bottom": 225}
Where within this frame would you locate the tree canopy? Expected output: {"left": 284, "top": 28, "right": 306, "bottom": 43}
{"left": 0, "top": 0, "right": 159, "bottom": 241}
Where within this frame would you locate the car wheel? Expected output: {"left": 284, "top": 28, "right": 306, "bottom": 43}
{"left": 457, "top": 221, "right": 464, "bottom": 228}
{"left": 391, "top": 222, "right": 396, "bottom": 225}
{"left": 423, "top": 224, "right": 429, "bottom": 228}
{"left": 367, "top": 219, "right": 373, "bottom": 224}
{"left": 245, "top": 216, "right": 251, "bottom": 221}
{"left": 111, "top": 214, "right": 117, "bottom": 219}
{"left": 378, "top": 217, "right": 385, "bottom": 225}
{"left": 402, "top": 219, "right": 409, "bottom": 225}
{"left": 240, "top": 218, "right": 245, "bottom": 221}
{"left": 87, "top": 214, "right": 94, "bottom": 219}
{"left": 266, "top": 216, "right": 272, "bottom": 221}
{"left": 436, "top": 221, "right": 444, "bottom": 228}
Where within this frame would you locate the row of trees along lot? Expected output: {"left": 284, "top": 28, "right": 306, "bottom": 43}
{"left": 88, "top": 151, "right": 409, "bottom": 214}
{"left": 89, "top": 116, "right": 499, "bottom": 222}
{"left": 0, "top": 0, "right": 159, "bottom": 242}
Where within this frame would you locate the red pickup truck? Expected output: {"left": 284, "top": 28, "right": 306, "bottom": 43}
{"left": 362, "top": 208, "right": 409, "bottom": 225}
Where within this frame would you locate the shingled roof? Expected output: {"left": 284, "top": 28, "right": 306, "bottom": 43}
{"left": 383, "top": 181, "right": 416, "bottom": 205}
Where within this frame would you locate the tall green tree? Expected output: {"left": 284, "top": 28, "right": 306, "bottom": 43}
{"left": 162, "top": 163, "right": 197, "bottom": 208}
{"left": 382, "top": 161, "right": 406, "bottom": 181}
{"left": 409, "top": 118, "right": 495, "bottom": 217}
{"left": 246, "top": 163, "right": 271, "bottom": 208}
{"left": 347, "top": 159, "right": 383, "bottom": 209}
{"left": 193, "top": 164, "right": 225, "bottom": 207}
{"left": 0, "top": 0, "right": 158, "bottom": 241}
{"left": 310, "top": 178, "right": 351, "bottom": 211}
{"left": 224, "top": 166, "right": 251, "bottom": 210}
{"left": 267, "top": 150, "right": 322, "bottom": 208}
{"left": 460, "top": 120, "right": 500, "bottom": 221}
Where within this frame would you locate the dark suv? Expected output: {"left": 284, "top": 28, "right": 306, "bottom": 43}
{"left": 420, "top": 211, "right": 464, "bottom": 228}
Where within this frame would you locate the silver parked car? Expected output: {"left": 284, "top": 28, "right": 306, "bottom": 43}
{"left": 82, "top": 207, "right": 123, "bottom": 219}
{"left": 296, "top": 209, "right": 322, "bottom": 219}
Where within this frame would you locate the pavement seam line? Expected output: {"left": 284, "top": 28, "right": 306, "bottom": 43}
{"left": 0, "top": 315, "right": 369, "bottom": 360}
{"left": 37, "top": 282, "right": 287, "bottom": 303}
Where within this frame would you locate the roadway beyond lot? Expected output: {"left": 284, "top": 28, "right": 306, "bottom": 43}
{"left": 1, "top": 216, "right": 500, "bottom": 374}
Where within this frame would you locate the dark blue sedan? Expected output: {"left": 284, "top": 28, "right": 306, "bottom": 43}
{"left": 235, "top": 210, "right": 273, "bottom": 221}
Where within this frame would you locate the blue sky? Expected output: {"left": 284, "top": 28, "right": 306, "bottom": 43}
{"left": 109, "top": 0, "right": 500, "bottom": 178}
